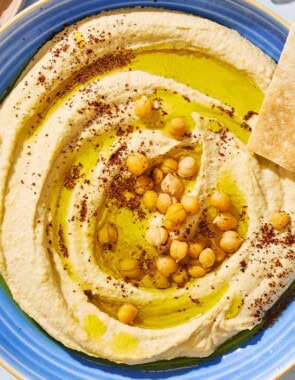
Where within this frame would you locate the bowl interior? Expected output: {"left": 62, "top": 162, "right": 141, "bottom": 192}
{"left": 0, "top": 1, "right": 293, "bottom": 379}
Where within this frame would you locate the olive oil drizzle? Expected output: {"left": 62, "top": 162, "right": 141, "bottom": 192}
{"left": 42, "top": 47, "right": 263, "bottom": 328}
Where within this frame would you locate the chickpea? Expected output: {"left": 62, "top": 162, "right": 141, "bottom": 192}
{"left": 139, "top": 274, "right": 154, "bottom": 288}
{"left": 135, "top": 175, "right": 154, "bottom": 195}
{"left": 214, "top": 247, "right": 226, "bottom": 262}
{"left": 188, "top": 240, "right": 206, "bottom": 259}
{"left": 220, "top": 230, "right": 243, "bottom": 253}
{"left": 126, "top": 152, "right": 150, "bottom": 176}
{"left": 213, "top": 212, "right": 238, "bottom": 231}
{"left": 170, "top": 240, "right": 188, "bottom": 262}
{"left": 210, "top": 240, "right": 227, "bottom": 263}
{"left": 270, "top": 211, "right": 290, "bottom": 231}
{"left": 156, "top": 256, "right": 178, "bottom": 277}
{"left": 152, "top": 168, "right": 164, "bottom": 185}
{"left": 163, "top": 219, "right": 181, "bottom": 231}
{"left": 199, "top": 248, "right": 216, "bottom": 268}
{"left": 165, "top": 203, "right": 187, "bottom": 225}
{"left": 157, "top": 193, "right": 173, "bottom": 214}
{"left": 211, "top": 190, "right": 231, "bottom": 212}
{"left": 161, "top": 158, "right": 178, "bottom": 174}
{"left": 188, "top": 265, "right": 207, "bottom": 278}
{"left": 161, "top": 173, "right": 184, "bottom": 198}
{"left": 172, "top": 267, "right": 189, "bottom": 286}
{"left": 119, "top": 258, "right": 141, "bottom": 279}
{"left": 117, "top": 303, "right": 138, "bottom": 325}
{"left": 181, "top": 195, "right": 200, "bottom": 215}
{"left": 98, "top": 222, "right": 118, "bottom": 244}
{"left": 134, "top": 96, "right": 154, "bottom": 119}
{"left": 146, "top": 227, "right": 168, "bottom": 247}
{"left": 177, "top": 156, "right": 198, "bottom": 178}
{"left": 167, "top": 117, "right": 188, "bottom": 137}
{"left": 152, "top": 271, "right": 171, "bottom": 289}
{"left": 142, "top": 190, "right": 157, "bottom": 211}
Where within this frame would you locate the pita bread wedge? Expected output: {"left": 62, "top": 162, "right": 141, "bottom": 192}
{"left": 247, "top": 22, "right": 295, "bottom": 173}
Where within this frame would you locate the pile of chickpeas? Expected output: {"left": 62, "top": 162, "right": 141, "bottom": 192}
{"left": 102, "top": 96, "right": 291, "bottom": 325}
{"left": 117, "top": 146, "right": 244, "bottom": 324}
{"left": 126, "top": 148, "right": 244, "bottom": 273}
{"left": 104, "top": 96, "right": 242, "bottom": 325}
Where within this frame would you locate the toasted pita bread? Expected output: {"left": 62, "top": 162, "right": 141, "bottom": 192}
{"left": 247, "top": 22, "right": 295, "bottom": 173}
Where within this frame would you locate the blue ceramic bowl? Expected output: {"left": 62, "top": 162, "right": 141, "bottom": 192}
{"left": 0, "top": 1, "right": 294, "bottom": 379}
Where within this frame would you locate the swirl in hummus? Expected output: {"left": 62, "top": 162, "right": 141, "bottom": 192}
{"left": 0, "top": 9, "right": 294, "bottom": 364}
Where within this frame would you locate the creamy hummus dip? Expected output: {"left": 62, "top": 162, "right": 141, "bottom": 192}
{"left": 0, "top": 9, "right": 294, "bottom": 364}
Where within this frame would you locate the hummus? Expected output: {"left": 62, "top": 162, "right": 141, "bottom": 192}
{"left": 0, "top": 9, "right": 294, "bottom": 364}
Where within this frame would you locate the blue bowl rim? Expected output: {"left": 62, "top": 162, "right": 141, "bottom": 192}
{"left": 0, "top": 0, "right": 293, "bottom": 379}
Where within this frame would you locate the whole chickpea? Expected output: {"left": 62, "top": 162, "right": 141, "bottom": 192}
{"left": 177, "top": 156, "right": 198, "bottom": 178}
{"left": 165, "top": 203, "right": 187, "bottom": 224}
{"left": 188, "top": 265, "right": 207, "bottom": 278}
{"left": 134, "top": 96, "right": 154, "bottom": 119}
{"left": 119, "top": 258, "right": 141, "bottom": 279}
{"left": 126, "top": 153, "right": 150, "bottom": 176}
{"left": 181, "top": 195, "right": 200, "bottom": 215}
{"left": 135, "top": 175, "right": 154, "bottom": 195}
{"left": 167, "top": 117, "right": 188, "bottom": 137}
{"left": 170, "top": 240, "right": 188, "bottom": 262}
{"left": 146, "top": 227, "right": 169, "bottom": 247}
{"left": 199, "top": 248, "right": 216, "bottom": 268}
{"left": 211, "top": 190, "right": 231, "bottom": 212}
{"left": 161, "top": 158, "right": 178, "bottom": 174}
{"left": 163, "top": 220, "right": 181, "bottom": 231}
{"left": 161, "top": 173, "right": 184, "bottom": 198}
{"left": 213, "top": 212, "right": 238, "bottom": 231}
{"left": 117, "top": 303, "right": 138, "bottom": 324}
{"left": 142, "top": 190, "right": 157, "bottom": 211}
{"left": 152, "top": 271, "right": 171, "bottom": 289}
{"left": 157, "top": 193, "right": 173, "bottom": 214}
{"left": 270, "top": 211, "right": 290, "bottom": 231}
{"left": 152, "top": 168, "right": 164, "bottom": 185}
{"left": 219, "top": 230, "right": 243, "bottom": 253}
{"left": 172, "top": 267, "right": 189, "bottom": 286}
{"left": 156, "top": 256, "right": 178, "bottom": 277}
